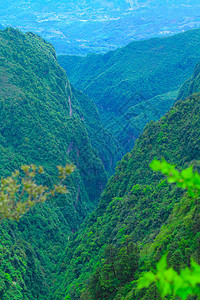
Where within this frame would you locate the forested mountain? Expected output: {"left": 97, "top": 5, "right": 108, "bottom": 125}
{"left": 178, "top": 62, "right": 200, "bottom": 101}
{"left": 59, "top": 27, "right": 200, "bottom": 154}
{"left": 1, "top": 0, "right": 200, "bottom": 54}
{"left": 0, "top": 27, "right": 119, "bottom": 299}
{"left": 0, "top": 23, "right": 200, "bottom": 300}
{"left": 52, "top": 82, "right": 200, "bottom": 299}
{"left": 71, "top": 87, "right": 121, "bottom": 173}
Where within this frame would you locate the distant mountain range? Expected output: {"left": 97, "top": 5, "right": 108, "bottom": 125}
{"left": 58, "top": 27, "right": 200, "bottom": 154}
{"left": 1, "top": 0, "right": 200, "bottom": 54}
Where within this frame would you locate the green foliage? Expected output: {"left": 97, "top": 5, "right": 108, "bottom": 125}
{"left": 0, "top": 163, "right": 74, "bottom": 221}
{"left": 138, "top": 160, "right": 200, "bottom": 299}
{"left": 138, "top": 255, "right": 200, "bottom": 300}
{"left": 0, "top": 27, "right": 109, "bottom": 299}
{"left": 53, "top": 93, "right": 200, "bottom": 299}
{"left": 88, "top": 242, "right": 139, "bottom": 299}
{"left": 150, "top": 159, "right": 200, "bottom": 197}
{"left": 71, "top": 87, "right": 121, "bottom": 174}
{"left": 2, "top": 26, "right": 200, "bottom": 300}
{"left": 178, "top": 62, "right": 200, "bottom": 101}
{"left": 59, "top": 28, "right": 200, "bottom": 153}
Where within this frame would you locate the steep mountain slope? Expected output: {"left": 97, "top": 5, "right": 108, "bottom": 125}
{"left": 178, "top": 62, "right": 200, "bottom": 101}
{"left": 71, "top": 87, "right": 121, "bottom": 173}
{"left": 0, "top": 27, "right": 108, "bottom": 204}
{"left": 59, "top": 27, "right": 200, "bottom": 153}
{"left": 53, "top": 91, "right": 200, "bottom": 299}
{"left": 101, "top": 89, "right": 179, "bottom": 153}
{"left": 0, "top": 27, "right": 112, "bottom": 299}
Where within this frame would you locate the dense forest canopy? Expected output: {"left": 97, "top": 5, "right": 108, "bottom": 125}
{"left": 0, "top": 27, "right": 116, "bottom": 299}
{"left": 59, "top": 27, "right": 200, "bottom": 154}
{"left": 53, "top": 90, "right": 200, "bottom": 300}
{"left": 0, "top": 16, "right": 200, "bottom": 300}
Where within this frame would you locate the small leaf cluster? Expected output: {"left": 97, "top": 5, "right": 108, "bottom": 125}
{"left": 150, "top": 159, "right": 200, "bottom": 197}
{"left": 138, "top": 254, "right": 200, "bottom": 299}
{"left": 137, "top": 159, "right": 200, "bottom": 299}
{"left": 57, "top": 164, "right": 76, "bottom": 180}
{"left": 0, "top": 163, "right": 74, "bottom": 221}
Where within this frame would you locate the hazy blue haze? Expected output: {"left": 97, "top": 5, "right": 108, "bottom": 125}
{"left": 1, "top": 0, "right": 200, "bottom": 54}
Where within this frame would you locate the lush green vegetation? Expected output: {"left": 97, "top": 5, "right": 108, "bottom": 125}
{"left": 71, "top": 86, "right": 121, "bottom": 174}
{"left": 138, "top": 160, "right": 200, "bottom": 300}
{"left": 178, "top": 62, "right": 200, "bottom": 101}
{"left": 0, "top": 163, "right": 75, "bottom": 221}
{"left": 1, "top": 26, "right": 200, "bottom": 300}
{"left": 52, "top": 92, "right": 200, "bottom": 299}
{"left": 0, "top": 27, "right": 116, "bottom": 299}
{"left": 59, "top": 28, "right": 200, "bottom": 154}
{"left": 139, "top": 255, "right": 200, "bottom": 300}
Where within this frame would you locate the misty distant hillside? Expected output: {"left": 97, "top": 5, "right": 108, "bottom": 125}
{"left": 1, "top": 0, "right": 200, "bottom": 54}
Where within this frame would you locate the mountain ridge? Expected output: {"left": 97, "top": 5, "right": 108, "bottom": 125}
{"left": 0, "top": 27, "right": 115, "bottom": 299}
{"left": 0, "top": 25, "right": 200, "bottom": 300}
{"left": 59, "top": 27, "right": 200, "bottom": 154}
{"left": 53, "top": 88, "right": 200, "bottom": 299}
